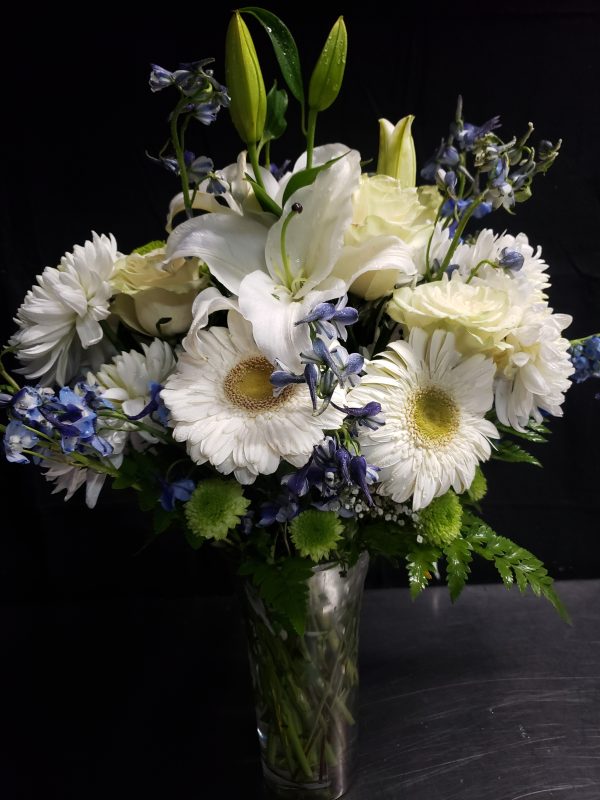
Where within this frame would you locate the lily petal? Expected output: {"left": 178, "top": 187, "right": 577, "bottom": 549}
{"left": 238, "top": 272, "right": 312, "bottom": 371}
{"left": 265, "top": 150, "right": 361, "bottom": 297}
{"left": 332, "top": 236, "right": 417, "bottom": 300}
{"left": 167, "top": 213, "right": 269, "bottom": 295}
{"left": 182, "top": 287, "right": 239, "bottom": 354}
{"left": 238, "top": 272, "right": 346, "bottom": 371}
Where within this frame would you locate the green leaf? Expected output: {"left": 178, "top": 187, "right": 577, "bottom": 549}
{"left": 241, "top": 7, "right": 304, "bottom": 104}
{"left": 443, "top": 537, "right": 473, "bottom": 602}
{"left": 239, "top": 557, "right": 314, "bottom": 635}
{"left": 360, "top": 521, "right": 413, "bottom": 559}
{"left": 496, "top": 421, "right": 548, "bottom": 444}
{"left": 153, "top": 507, "right": 175, "bottom": 536}
{"left": 406, "top": 545, "right": 441, "bottom": 600}
{"left": 492, "top": 440, "right": 542, "bottom": 467}
{"left": 262, "top": 82, "right": 288, "bottom": 144}
{"left": 281, "top": 153, "right": 346, "bottom": 208}
{"left": 183, "top": 526, "right": 204, "bottom": 550}
{"left": 244, "top": 173, "right": 283, "bottom": 216}
{"left": 463, "top": 511, "right": 571, "bottom": 623}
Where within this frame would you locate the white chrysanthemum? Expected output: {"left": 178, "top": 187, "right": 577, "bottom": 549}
{"left": 452, "top": 229, "right": 550, "bottom": 302}
{"left": 91, "top": 339, "right": 177, "bottom": 417}
{"left": 494, "top": 306, "right": 574, "bottom": 430}
{"left": 347, "top": 328, "right": 499, "bottom": 510}
{"left": 161, "top": 312, "right": 345, "bottom": 484}
{"left": 42, "top": 428, "right": 128, "bottom": 509}
{"left": 11, "top": 233, "right": 120, "bottom": 385}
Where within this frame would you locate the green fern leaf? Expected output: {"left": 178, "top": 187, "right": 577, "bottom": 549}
{"left": 443, "top": 537, "right": 473, "bottom": 601}
{"left": 238, "top": 557, "right": 314, "bottom": 635}
{"left": 463, "top": 513, "right": 570, "bottom": 622}
{"left": 492, "top": 440, "right": 542, "bottom": 467}
{"left": 406, "top": 545, "right": 441, "bottom": 599}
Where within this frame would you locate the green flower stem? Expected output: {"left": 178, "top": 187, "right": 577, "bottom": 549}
{"left": 170, "top": 100, "right": 193, "bottom": 218}
{"left": 247, "top": 141, "right": 266, "bottom": 193}
{"left": 305, "top": 108, "right": 318, "bottom": 170}
{"left": 283, "top": 706, "right": 314, "bottom": 778}
{"left": 96, "top": 411, "right": 173, "bottom": 446}
{"left": 263, "top": 140, "right": 271, "bottom": 169}
{"left": 242, "top": 567, "right": 365, "bottom": 785}
{"left": 0, "top": 362, "right": 19, "bottom": 392}
{"left": 424, "top": 204, "right": 444, "bottom": 280}
{"left": 570, "top": 333, "right": 600, "bottom": 346}
{"left": 440, "top": 195, "right": 485, "bottom": 272}
{"left": 465, "top": 259, "right": 499, "bottom": 284}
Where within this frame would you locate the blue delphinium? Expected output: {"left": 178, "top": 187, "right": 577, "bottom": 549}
{"left": 569, "top": 336, "right": 600, "bottom": 384}
{"left": 159, "top": 478, "right": 195, "bottom": 512}
{"left": 2, "top": 382, "right": 113, "bottom": 463}
{"left": 271, "top": 299, "right": 364, "bottom": 413}
{"left": 422, "top": 96, "right": 561, "bottom": 232}
{"left": 149, "top": 58, "right": 230, "bottom": 115}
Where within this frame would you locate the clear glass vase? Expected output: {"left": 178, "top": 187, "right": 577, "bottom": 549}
{"left": 240, "top": 552, "right": 369, "bottom": 800}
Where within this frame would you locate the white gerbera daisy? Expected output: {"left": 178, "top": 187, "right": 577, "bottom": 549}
{"left": 11, "top": 232, "right": 120, "bottom": 385}
{"left": 161, "top": 312, "right": 345, "bottom": 484}
{"left": 348, "top": 328, "right": 499, "bottom": 510}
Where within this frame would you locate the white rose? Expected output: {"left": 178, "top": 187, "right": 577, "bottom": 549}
{"left": 335, "top": 175, "right": 440, "bottom": 300}
{"left": 388, "top": 274, "right": 522, "bottom": 355}
{"left": 110, "top": 246, "right": 208, "bottom": 336}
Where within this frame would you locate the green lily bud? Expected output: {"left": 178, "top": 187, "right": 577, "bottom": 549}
{"left": 308, "top": 16, "right": 347, "bottom": 112}
{"left": 377, "top": 115, "right": 417, "bottom": 187}
{"left": 225, "top": 11, "right": 267, "bottom": 144}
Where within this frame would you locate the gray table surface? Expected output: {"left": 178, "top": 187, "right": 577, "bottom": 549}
{"left": 4, "top": 580, "right": 599, "bottom": 799}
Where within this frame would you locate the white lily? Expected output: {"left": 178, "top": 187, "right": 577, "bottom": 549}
{"left": 167, "top": 144, "right": 411, "bottom": 371}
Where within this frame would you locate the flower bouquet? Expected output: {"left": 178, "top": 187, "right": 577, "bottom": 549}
{"left": 2, "top": 7, "right": 598, "bottom": 799}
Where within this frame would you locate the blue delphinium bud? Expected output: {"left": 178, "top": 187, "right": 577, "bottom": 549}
{"left": 472, "top": 201, "right": 493, "bottom": 219}
{"left": 149, "top": 64, "right": 175, "bottom": 92}
{"left": 349, "top": 455, "right": 379, "bottom": 506}
{"left": 187, "top": 155, "right": 214, "bottom": 184}
{"left": 296, "top": 298, "right": 359, "bottom": 341}
{"left": 159, "top": 478, "right": 195, "bottom": 512}
{"left": 441, "top": 146, "right": 460, "bottom": 166}
{"left": 458, "top": 116, "right": 502, "bottom": 150}
{"left": 499, "top": 247, "right": 525, "bottom": 271}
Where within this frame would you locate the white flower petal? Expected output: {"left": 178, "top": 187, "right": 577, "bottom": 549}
{"left": 265, "top": 150, "right": 361, "bottom": 295}
{"left": 237, "top": 271, "right": 312, "bottom": 372}
{"left": 166, "top": 213, "right": 270, "bottom": 294}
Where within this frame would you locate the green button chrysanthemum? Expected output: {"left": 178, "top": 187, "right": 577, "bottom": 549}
{"left": 185, "top": 479, "right": 250, "bottom": 541}
{"left": 418, "top": 491, "right": 463, "bottom": 547}
{"left": 467, "top": 466, "right": 488, "bottom": 503}
{"left": 289, "top": 510, "right": 344, "bottom": 562}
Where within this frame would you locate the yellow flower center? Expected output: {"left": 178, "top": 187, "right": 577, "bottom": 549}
{"left": 224, "top": 356, "right": 294, "bottom": 412}
{"left": 410, "top": 386, "right": 459, "bottom": 446}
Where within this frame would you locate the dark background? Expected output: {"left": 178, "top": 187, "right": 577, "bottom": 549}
{"left": 1, "top": 0, "right": 600, "bottom": 607}
{"left": 1, "top": 4, "right": 600, "bottom": 799}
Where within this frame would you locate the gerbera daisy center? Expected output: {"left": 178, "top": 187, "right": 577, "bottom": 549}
{"left": 224, "top": 356, "right": 294, "bottom": 411}
{"left": 410, "top": 386, "right": 460, "bottom": 446}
